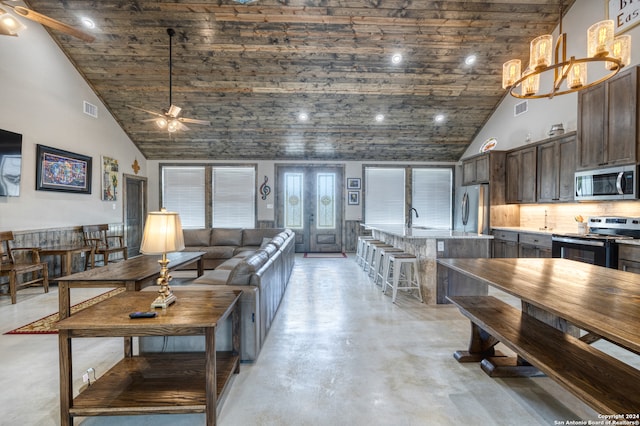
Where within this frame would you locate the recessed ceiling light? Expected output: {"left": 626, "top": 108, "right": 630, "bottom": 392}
{"left": 434, "top": 114, "right": 445, "bottom": 123}
{"left": 465, "top": 54, "right": 477, "bottom": 66}
{"left": 375, "top": 114, "right": 385, "bottom": 122}
{"left": 298, "top": 112, "right": 309, "bottom": 122}
{"left": 81, "top": 17, "right": 95, "bottom": 29}
{"left": 391, "top": 53, "right": 403, "bottom": 65}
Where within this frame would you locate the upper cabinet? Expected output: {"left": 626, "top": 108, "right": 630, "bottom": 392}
{"left": 537, "top": 133, "right": 577, "bottom": 203}
{"left": 577, "top": 66, "right": 639, "bottom": 170}
{"left": 460, "top": 151, "right": 506, "bottom": 205}
{"left": 506, "top": 146, "right": 537, "bottom": 204}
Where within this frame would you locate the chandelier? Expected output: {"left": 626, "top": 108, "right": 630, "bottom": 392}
{"left": 502, "top": 8, "right": 631, "bottom": 99}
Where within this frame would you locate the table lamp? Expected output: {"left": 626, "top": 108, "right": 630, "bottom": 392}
{"left": 140, "top": 208, "right": 185, "bottom": 309}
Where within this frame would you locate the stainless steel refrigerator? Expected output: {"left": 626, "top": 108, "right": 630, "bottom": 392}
{"left": 454, "top": 184, "right": 490, "bottom": 234}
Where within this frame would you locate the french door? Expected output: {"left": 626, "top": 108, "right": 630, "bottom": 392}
{"left": 276, "top": 165, "right": 344, "bottom": 253}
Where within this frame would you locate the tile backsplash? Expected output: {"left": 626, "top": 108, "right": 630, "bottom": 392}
{"left": 519, "top": 202, "right": 640, "bottom": 233}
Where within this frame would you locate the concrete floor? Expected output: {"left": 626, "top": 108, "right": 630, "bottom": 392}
{"left": 0, "top": 253, "right": 627, "bottom": 425}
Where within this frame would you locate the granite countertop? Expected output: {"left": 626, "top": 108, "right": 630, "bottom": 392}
{"left": 364, "top": 224, "right": 493, "bottom": 239}
{"left": 616, "top": 239, "right": 640, "bottom": 246}
{"left": 491, "top": 226, "right": 565, "bottom": 236}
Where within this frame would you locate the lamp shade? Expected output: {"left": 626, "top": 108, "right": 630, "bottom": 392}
{"left": 140, "top": 208, "right": 185, "bottom": 254}
{"left": 530, "top": 34, "right": 553, "bottom": 70}
{"left": 607, "top": 35, "right": 632, "bottom": 70}
{"left": 588, "top": 20, "right": 614, "bottom": 58}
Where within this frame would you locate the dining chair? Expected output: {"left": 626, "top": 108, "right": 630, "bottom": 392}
{"left": 82, "top": 224, "right": 128, "bottom": 266}
{"left": 0, "top": 231, "right": 49, "bottom": 304}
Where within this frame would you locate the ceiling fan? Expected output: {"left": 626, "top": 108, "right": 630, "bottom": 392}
{"left": 0, "top": 1, "right": 95, "bottom": 42}
{"left": 127, "top": 28, "right": 211, "bottom": 133}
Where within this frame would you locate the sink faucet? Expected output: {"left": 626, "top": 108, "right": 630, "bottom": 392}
{"left": 407, "top": 207, "right": 419, "bottom": 228}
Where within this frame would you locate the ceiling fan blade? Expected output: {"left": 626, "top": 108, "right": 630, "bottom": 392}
{"left": 178, "top": 122, "right": 190, "bottom": 131}
{"left": 4, "top": 4, "right": 95, "bottom": 42}
{"left": 126, "top": 104, "right": 164, "bottom": 118}
{"left": 167, "top": 104, "right": 182, "bottom": 118}
{"left": 179, "top": 117, "right": 211, "bottom": 126}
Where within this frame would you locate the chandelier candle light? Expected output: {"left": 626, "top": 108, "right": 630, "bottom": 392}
{"left": 140, "top": 208, "right": 185, "bottom": 309}
{"left": 502, "top": 8, "right": 631, "bottom": 99}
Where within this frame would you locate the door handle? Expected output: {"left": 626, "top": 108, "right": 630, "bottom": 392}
{"left": 310, "top": 213, "right": 314, "bottom": 224}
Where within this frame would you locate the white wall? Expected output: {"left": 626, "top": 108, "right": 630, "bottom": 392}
{"left": 0, "top": 21, "right": 145, "bottom": 231}
{"left": 465, "top": 0, "right": 640, "bottom": 157}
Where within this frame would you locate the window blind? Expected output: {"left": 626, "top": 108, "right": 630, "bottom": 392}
{"left": 412, "top": 168, "right": 452, "bottom": 229}
{"left": 212, "top": 167, "right": 255, "bottom": 228}
{"left": 364, "top": 167, "right": 405, "bottom": 224}
{"left": 162, "top": 166, "right": 206, "bottom": 229}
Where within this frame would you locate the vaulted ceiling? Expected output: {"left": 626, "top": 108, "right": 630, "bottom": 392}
{"left": 23, "top": 0, "right": 574, "bottom": 161}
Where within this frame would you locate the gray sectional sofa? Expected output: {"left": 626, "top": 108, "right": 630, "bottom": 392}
{"left": 180, "top": 227, "right": 288, "bottom": 270}
{"left": 140, "top": 228, "right": 295, "bottom": 362}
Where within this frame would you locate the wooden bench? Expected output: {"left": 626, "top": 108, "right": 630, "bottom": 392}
{"left": 448, "top": 295, "right": 640, "bottom": 415}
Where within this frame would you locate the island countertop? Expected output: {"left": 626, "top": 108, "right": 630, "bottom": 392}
{"left": 364, "top": 224, "right": 493, "bottom": 240}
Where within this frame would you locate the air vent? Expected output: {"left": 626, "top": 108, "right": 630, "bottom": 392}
{"left": 83, "top": 101, "right": 98, "bottom": 118}
{"left": 514, "top": 100, "right": 528, "bottom": 117}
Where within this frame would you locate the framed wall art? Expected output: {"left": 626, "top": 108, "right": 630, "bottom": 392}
{"left": 102, "top": 156, "right": 119, "bottom": 201}
{"left": 35, "top": 144, "right": 92, "bottom": 194}
{"left": 348, "top": 190, "right": 360, "bottom": 205}
{"left": 347, "top": 178, "right": 361, "bottom": 189}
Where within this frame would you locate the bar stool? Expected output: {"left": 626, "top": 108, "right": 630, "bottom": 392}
{"left": 374, "top": 246, "right": 404, "bottom": 287}
{"left": 383, "top": 253, "right": 423, "bottom": 303}
{"left": 367, "top": 242, "right": 394, "bottom": 279}
{"left": 356, "top": 236, "right": 376, "bottom": 267}
{"left": 364, "top": 241, "right": 392, "bottom": 274}
{"left": 362, "top": 239, "right": 382, "bottom": 272}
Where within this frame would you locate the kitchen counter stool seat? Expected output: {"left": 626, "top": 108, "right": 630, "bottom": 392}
{"left": 374, "top": 247, "right": 404, "bottom": 287}
{"left": 383, "top": 253, "right": 423, "bottom": 303}
{"left": 356, "top": 236, "right": 377, "bottom": 267}
{"left": 364, "top": 241, "right": 392, "bottom": 274}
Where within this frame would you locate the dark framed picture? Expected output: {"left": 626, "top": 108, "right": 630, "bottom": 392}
{"left": 36, "top": 144, "right": 92, "bottom": 194}
{"left": 348, "top": 190, "right": 360, "bottom": 205}
{"left": 347, "top": 178, "right": 361, "bottom": 189}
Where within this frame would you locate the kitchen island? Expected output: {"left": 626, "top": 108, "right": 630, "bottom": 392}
{"left": 365, "top": 225, "right": 493, "bottom": 304}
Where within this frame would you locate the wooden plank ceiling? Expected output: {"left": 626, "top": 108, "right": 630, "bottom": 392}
{"left": 24, "top": 0, "right": 575, "bottom": 161}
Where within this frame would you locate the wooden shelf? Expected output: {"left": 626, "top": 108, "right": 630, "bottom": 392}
{"left": 70, "top": 352, "right": 239, "bottom": 417}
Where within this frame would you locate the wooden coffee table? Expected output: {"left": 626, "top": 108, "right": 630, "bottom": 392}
{"left": 55, "top": 251, "right": 205, "bottom": 320}
{"left": 57, "top": 289, "right": 242, "bottom": 426}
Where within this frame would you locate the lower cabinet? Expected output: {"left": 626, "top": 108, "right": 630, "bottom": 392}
{"left": 492, "top": 229, "right": 552, "bottom": 259}
{"left": 518, "top": 232, "right": 552, "bottom": 258}
{"left": 618, "top": 244, "right": 640, "bottom": 273}
{"left": 492, "top": 230, "right": 518, "bottom": 258}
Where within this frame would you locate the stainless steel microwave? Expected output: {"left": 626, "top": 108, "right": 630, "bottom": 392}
{"left": 575, "top": 165, "right": 638, "bottom": 201}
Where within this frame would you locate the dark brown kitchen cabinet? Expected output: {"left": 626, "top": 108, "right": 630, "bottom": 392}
{"left": 618, "top": 244, "right": 640, "bottom": 273}
{"left": 461, "top": 154, "right": 490, "bottom": 184}
{"left": 460, "top": 151, "right": 506, "bottom": 205}
{"left": 577, "top": 66, "right": 639, "bottom": 170}
{"left": 518, "top": 232, "right": 552, "bottom": 258}
{"left": 537, "top": 132, "right": 577, "bottom": 202}
{"left": 506, "top": 146, "right": 537, "bottom": 204}
{"left": 491, "top": 230, "right": 518, "bottom": 258}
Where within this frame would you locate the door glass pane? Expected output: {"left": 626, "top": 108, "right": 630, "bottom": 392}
{"left": 316, "top": 173, "right": 335, "bottom": 229}
{"left": 284, "top": 172, "right": 303, "bottom": 229}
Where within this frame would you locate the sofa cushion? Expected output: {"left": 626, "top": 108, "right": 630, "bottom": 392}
{"left": 183, "top": 229, "right": 211, "bottom": 247}
{"left": 260, "top": 237, "right": 272, "bottom": 249}
{"left": 269, "top": 235, "right": 286, "bottom": 249}
{"left": 200, "top": 246, "right": 236, "bottom": 259}
{"left": 192, "top": 269, "right": 232, "bottom": 285}
{"left": 258, "top": 244, "right": 278, "bottom": 258}
{"left": 211, "top": 228, "right": 243, "bottom": 246}
{"left": 216, "top": 257, "right": 245, "bottom": 270}
{"left": 227, "top": 250, "right": 270, "bottom": 285}
{"left": 242, "top": 228, "right": 282, "bottom": 246}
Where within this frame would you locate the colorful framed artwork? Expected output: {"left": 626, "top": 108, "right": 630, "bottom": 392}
{"left": 102, "top": 156, "right": 119, "bottom": 201}
{"left": 348, "top": 190, "right": 360, "bottom": 205}
{"left": 35, "top": 145, "right": 92, "bottom": 194}
{"left": 347, "top": 178, "right": 361, "bottom": 189}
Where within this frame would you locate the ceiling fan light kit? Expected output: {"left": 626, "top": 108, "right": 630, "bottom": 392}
{"left": 0, "top": 1, "right": 94, "bottom": 42}
{"left": 502, "top": 7, "right": 632, "bottom": 100}
{"left": 0, "top": 7, "right": 25, "bottom": 36}
{"left": 128, "top": 28, "right": 210, "bottom": 133}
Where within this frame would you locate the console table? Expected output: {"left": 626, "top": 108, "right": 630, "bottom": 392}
{"left": 57, "top": 289, "right": 242, "bottom": 426}
{"left": 55, "top": 251, "right": 205, "bottom": 320}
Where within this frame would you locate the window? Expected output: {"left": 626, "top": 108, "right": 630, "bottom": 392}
{"left": 364, "top": 168, "right": 405, "bottom": 224}
{"left": 284, "top": 172, "right": 304, "bottom": 229}
{"left": 412, "top": 168, "right": 452, "bottom": 229}
{"left": 364, "top": 166, "right": 453, "bottom": 228}
{"left": 162, "top": 166, "right": 205, "bottom": 228}
{"left": 161, "top": 164, "right": 256, "bottom": 229}
{"left": 212, "top": 167, "right": 255, "bottom": 228}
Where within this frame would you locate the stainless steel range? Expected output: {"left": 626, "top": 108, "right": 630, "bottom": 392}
{"left": 551, "top": 216, "right": 640, "bottom": 268}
